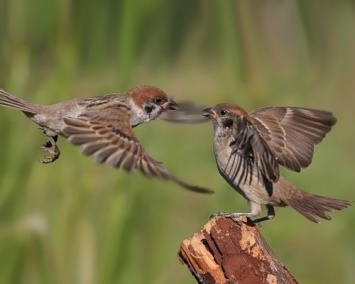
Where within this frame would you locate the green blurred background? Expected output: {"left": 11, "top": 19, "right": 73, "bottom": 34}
{"left": 0, "top": 1, "right": 354, "bottom": 283}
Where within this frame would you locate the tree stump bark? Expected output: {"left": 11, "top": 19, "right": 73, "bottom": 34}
{"left": 179, "top": 217, "right": 298, "bottom": 284}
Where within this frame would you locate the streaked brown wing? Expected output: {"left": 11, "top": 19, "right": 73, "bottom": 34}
{"left": 249, "top": 107, "right": 337, "bottom": 172}
{"left": 62, "top": 112, "right": 212, "bottom": 193}
{"left": 231, "top": 116, "right": 279, "bottom": 183}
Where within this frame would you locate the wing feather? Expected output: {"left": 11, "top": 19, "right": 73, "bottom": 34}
{"left": 249, "top": 107, "right": 336, "bottom": 172}
{"left": 62, "top": 107, "right": 212, "bottom": 193}
{"left": 230, "top": 116, "right": 279, "bottom": 184}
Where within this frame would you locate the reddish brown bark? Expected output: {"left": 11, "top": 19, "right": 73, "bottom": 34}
{"left": 179, "top": 217, "right": 298, "bottom": 284}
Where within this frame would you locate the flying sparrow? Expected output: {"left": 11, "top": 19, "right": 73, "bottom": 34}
{"left": 202, "top": 103, "right": 351, "bottom": 223}
{"left": 0, "top": 85, "right": 212, "bottom": 193}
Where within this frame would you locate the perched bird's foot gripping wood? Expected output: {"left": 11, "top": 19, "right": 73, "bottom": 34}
{"left": 211, "top": 212, "right": 253, "bottom": 225}
{"left": 211, "top": 205, "right": 276, "bottom": 224}
{"left": 39, "top": 136, "right": 60, "bottom": 164}
{"left": 179, "top": 216, "right": 298, "bottom": 284}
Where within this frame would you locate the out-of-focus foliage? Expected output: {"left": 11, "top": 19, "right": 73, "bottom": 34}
{"left": 0, "top": 1, "right": 354, "bottom": 283}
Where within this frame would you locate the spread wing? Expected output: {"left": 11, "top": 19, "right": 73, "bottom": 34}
{"left": 229, "top": 116, "right": 279, "bottom": 184}
{"left": 61, "top": 107, "right": 212, "bottom": 194}
{"left": 249, "top": 107, "right": 336, "bottom": 172}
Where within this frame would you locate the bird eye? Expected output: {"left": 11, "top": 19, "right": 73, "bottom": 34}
{"left": 220, "top": 109, "right": 227, "bottom": 116}
{"left": 155, "top": 97, "right": 163, "bottom": 105}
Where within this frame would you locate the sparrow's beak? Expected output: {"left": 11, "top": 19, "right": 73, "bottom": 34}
{"left": 202, "top": 107, "right": 217, "bottom": 119}
{"left": 163, "top": 99, "right": 178, "bottom": 110}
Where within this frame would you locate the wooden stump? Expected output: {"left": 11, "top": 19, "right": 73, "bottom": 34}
{"left": 179, "top": 217, "right": 298, "bottom": 284}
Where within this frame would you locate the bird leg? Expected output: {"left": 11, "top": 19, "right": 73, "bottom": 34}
{"left": 211, "top": 202, "right": 273, "bottom": 224}
{"left": 253, "top": 206, "right": 275, "bottom": 224}
{"left": 39, "top": 135, "right": 60, "bottom": 164}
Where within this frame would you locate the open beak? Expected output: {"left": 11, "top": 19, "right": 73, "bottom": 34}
{"left": 163, "top": 99, "right": 178, "bottom": 110}
{"left": 201, "top": 107, "right": 217, "bottom": 119}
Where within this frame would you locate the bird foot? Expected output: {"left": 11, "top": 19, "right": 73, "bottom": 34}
{"left": 210, "top": 212, "right": 251, "bottom": 225}
{"left": 38, "top": 139, "right": 60, "bottom": 164}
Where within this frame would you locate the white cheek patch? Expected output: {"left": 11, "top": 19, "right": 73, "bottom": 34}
{"left": 149, "top": 107, "right": 162, "bottom": 120}
{"left": 130, "top": 103, "right": 151, "bottom": 125}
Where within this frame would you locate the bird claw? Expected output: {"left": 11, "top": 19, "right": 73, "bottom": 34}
{"left": 38, "top": 139, "right": 60, "bottom": 164}
{"left": 210, "top": 212, "right": 223, "bottom": 219}
{"left": 210, "top": 212, "right": 248, "bottom": 225}
{"left": 40, "top": 140, "right": 53, "bottom": 149}
{"left": 38, "top": 154, "right": 60, "bottom": 164}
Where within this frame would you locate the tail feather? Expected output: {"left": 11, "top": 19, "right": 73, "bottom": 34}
{"left": 0, "top": 89, "right": 36, "bottom": 113}
{"left": 284, "top": 191, "right": 351, "bottom": 223}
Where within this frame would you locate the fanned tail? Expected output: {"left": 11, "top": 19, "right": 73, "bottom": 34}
{"left": 0, "top": 89, "right": 37, "bottom": 113}
{"left": 284, "top": 190, "right": 351, "bottom": 223}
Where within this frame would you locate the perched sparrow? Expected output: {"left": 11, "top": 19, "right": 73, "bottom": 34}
{"left": 202, "top": 103, "right": 351, "bottom": 223}
{"left": 0, "top": 85, "right": 213, "bottom": 193}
